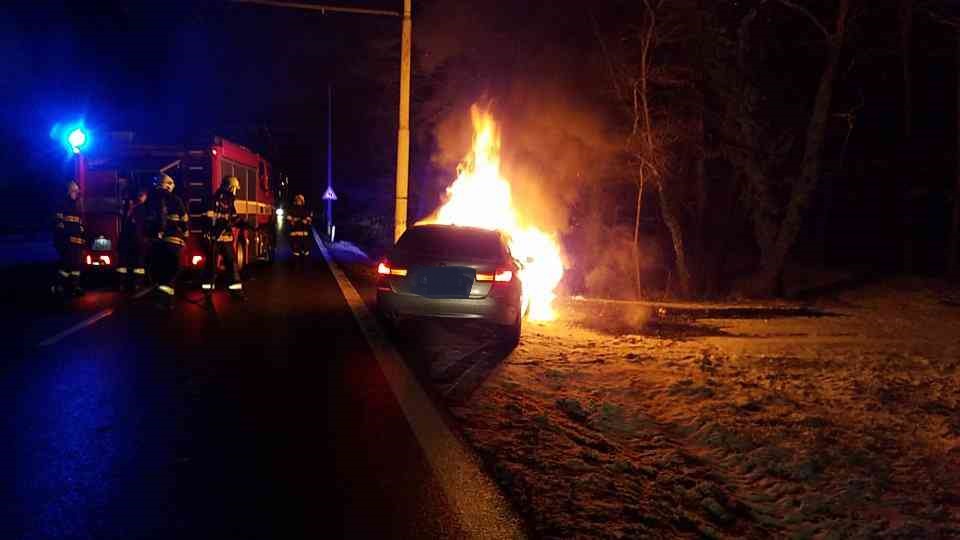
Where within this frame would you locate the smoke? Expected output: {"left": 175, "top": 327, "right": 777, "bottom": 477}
{"left": 417, "top": 0, "right": 639, "bottom": 299}
{"left": 430, "top": 93, "right": 617, "bottom": 233}
{"left": 424, "top": 92, "right": 621, "bottom": 290}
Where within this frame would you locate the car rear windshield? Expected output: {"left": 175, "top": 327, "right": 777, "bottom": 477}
{"left": 396, "top": 226, "right": 505, "bottom": 260}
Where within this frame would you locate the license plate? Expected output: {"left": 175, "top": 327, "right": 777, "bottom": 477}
{"left": 413, "top": 267, "right": 475, "bottom": 298}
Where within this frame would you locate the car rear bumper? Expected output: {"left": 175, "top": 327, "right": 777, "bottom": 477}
{"left": 377, "top": 289, "right": 520, "bottom": 326}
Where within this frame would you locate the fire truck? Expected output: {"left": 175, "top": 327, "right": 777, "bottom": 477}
{"left": 76, "top": 133, "right": 277, "bottom": 278}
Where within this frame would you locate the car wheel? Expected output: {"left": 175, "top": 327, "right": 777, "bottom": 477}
{"left": 375, "top": 300, "right": 396, "bottom": 331}
{"left": 500, "top": 312, "right": 521, "bottom": 350}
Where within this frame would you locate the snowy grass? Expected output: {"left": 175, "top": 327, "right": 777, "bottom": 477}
{"left": 452, "top": 280, "right": 960, "bottom": 538}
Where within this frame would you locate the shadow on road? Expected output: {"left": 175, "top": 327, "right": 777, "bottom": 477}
{"left": 385, "top": 318, "right": 515, "bottom": 405}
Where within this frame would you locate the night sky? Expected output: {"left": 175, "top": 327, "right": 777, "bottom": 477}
{"left": 1, "top": 0, "right": 401, "bottom": 232}
{"left": 3, "top": 1, "right": 960, "bottom": 283}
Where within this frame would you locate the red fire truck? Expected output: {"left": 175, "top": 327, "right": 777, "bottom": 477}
{"left": 76, "top": 134, "right": 277, "bottom": 278}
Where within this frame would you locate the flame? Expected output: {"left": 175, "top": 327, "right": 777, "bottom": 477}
{"left": 418, "top": 105, "right": 564, "bottom": 321}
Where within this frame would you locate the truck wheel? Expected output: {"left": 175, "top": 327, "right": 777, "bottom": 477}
{"left": 236, "top": 241, "right": 246, "bottom": 273}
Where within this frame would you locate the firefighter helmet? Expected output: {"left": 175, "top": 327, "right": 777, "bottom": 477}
{"left": 293, "top": 194, "right": 305, "bottom": 206}
{"left": 157, "top": 173, "right": 175, "bottom": 192}
{"left": 222, "top": 175, "right": 240, "bottom": 195}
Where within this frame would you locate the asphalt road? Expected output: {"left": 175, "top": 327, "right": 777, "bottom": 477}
{"left": 0, "top": 240, "right": 468, "bottom": 539}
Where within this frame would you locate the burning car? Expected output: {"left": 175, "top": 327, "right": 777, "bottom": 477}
{"left": 376, "top": 224, "right": 524, "bottom": 347}
{"left": 415, "top": 105, "right": 566, "bottom": 323}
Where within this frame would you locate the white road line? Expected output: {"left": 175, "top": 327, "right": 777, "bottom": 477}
{"left": 39, "top": 308, "right": 115, "bottom": 347}
{"left": 314, "top": 231, "right": 526, "bottom": 540}
{"left": 38, "top": 286, "right": 156, "bottom": 348}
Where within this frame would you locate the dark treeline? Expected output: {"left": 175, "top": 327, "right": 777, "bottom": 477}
{"left": 400, "top": 0, "right": 960, "bottom": 299}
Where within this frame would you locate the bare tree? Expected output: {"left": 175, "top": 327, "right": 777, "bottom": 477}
{"left": 918, "top": 2, "right": 960, "bottom": 276}
{"left": 592, "top": 0, "right": 706, "bottom": 298}
{"left": 901, "top": 0, "right": 916, "bottom": 273}
{"left": 729, "top": 0, "right": 853, "bottom": 295}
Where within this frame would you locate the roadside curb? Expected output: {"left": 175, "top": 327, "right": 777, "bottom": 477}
{"left": 314, "top": 229, "right": 527, "bottom": 540}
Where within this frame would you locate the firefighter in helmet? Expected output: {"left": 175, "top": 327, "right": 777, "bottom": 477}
{"left": 116, "top": 186, "right": 149, "bottom": 292}
{"left": 52, "top": 180, "right": 85, "bottom": 297}
{"left": 285, "top": 193, "right": 312, "bottom": 266}
{"left": 145, "top": 173, "right": 188, "bottom": 307}
{"left": 202, "top": 175, "right": 244, "bottom": 298}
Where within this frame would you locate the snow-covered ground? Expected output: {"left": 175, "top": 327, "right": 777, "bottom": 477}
{"left": 450, "top": 280, "right": 960, "bottom": 539}
{"left": 326, "top": 241, "right": 960, "bottom": 538}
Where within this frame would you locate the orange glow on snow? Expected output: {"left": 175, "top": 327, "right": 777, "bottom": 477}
{"left": 418, "top": 106, "right": 565, "bottom": 321}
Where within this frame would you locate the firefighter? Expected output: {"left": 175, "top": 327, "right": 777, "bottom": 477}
{"left": 52, "top": 180, "right": 85, "bottom": 297}
{"left": 145, "top": 173, "right": 188, "bottom": 307}
{"left": 202, "top": 175, "right": 244, "bottom": 298}
{"left": 285, "top": 193, "right": 312, "bottom": 267}
{"left": 116, "top": 186, "right": 149, "bottom": 292}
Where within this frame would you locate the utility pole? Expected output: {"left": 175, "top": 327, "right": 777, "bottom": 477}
{"left": 395, "top": 0, "right": 412, "bottom": 242}
{"left": 231, "top": 0, "right": 411, "bottom": 244}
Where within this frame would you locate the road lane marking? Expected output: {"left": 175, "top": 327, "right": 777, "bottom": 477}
{"left": 314, "top": 230, "right": 526, "bottom": 540}
{"left": 38, "top": 286, "right": 156, "bottom": 348}
{"left": 39, "top": 308, "right": 115, "bottom": 347}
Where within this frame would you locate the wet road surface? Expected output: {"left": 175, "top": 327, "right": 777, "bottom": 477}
{"left": 0, "top": 241, "right": 468, "bottom": 539}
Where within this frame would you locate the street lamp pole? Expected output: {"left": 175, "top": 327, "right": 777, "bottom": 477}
{"left": 327, "top": 83, "right": 334, "bottom": 239}
{"left": 395, "top": 0, "right": 412, "bottom": 243}
{"left": 231, "top": 0, "right": 411, "bottom": 244}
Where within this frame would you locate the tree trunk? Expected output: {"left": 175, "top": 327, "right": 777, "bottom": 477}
{"left": 901, "top": 0, "right": 914, "bottom": 140}
{"left": 901, "top": 0, "right": 915, "bottom": 273}
{"left": 633, "top": 174, "right": 644, "bottom": 298}
{"left": 657, "top": 180, "right": 692, "bottom": 297}
{"left": 640, "top": 0, "right": 692, "bottom": 296}
{"left": 950, "top": 29, "right": 960, "bottom": 277}
{"left": 754, "top": 0, "right": 851, "bottom": 295}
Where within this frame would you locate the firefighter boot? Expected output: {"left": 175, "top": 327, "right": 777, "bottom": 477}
{"left": 156, "top": 285, "right": 176, "bottom": 310}
{"left": 227, "top": 282, "right": 246, "bottom": 301}
{"left": 69, "top": 275, "right": 85, "bottom": 297}
{"left": 201, "top": 282, "right": 215, "bottom": 303}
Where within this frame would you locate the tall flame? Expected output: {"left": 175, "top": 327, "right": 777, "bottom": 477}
{"left": 419, "top": 105, "right": 564, "bottom": 321}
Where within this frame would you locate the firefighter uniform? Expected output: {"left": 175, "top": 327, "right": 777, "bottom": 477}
{"left": 145, "top": 174, "right": 188, "bottom": 303}
{"left": 53, "top": 182, "right": 85, "bottom": 296}
{"left": 286, "top": 194, "right": 312, "bottom": 264}
{"left": 203, "top": 176, "right": 243, "bottom": 295}
{"left": 117, "top": 190, "right": 148, "bottom": 291}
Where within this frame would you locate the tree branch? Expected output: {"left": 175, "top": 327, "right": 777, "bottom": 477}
{"left": 776, "top": 0, "right": 830, "bottom": 38}
{"left": 589, "top": 9, "right": 628, "bottom": 110}
{"left": 923, "top": 6, "right": 960, "bottom": 28}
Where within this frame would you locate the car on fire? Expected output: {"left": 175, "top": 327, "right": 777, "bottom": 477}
{"left": 375, "top": 224, "right": 524, "bottom": 347}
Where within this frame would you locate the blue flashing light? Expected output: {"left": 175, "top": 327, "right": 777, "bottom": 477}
{"left": 67, "top": 128, "right": 87, "bottom": 150}
{"left": 51, "top": 121, "right": 91, "bottom": 154}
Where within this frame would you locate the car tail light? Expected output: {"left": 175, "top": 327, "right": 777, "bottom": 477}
{"left": 377, "top": 262, "right": 407, "bottom": 277}
{"left": 192, "top": 255, "right": 204, "bottom": 266}
{"left": 100, "top": 255, "right": 111, "bottom": 266}
{"left": 86, "top": 255, "right": 92, "bottom": 265}
{"left": 477, "top": 269, "right": 513, "bottom": 283}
